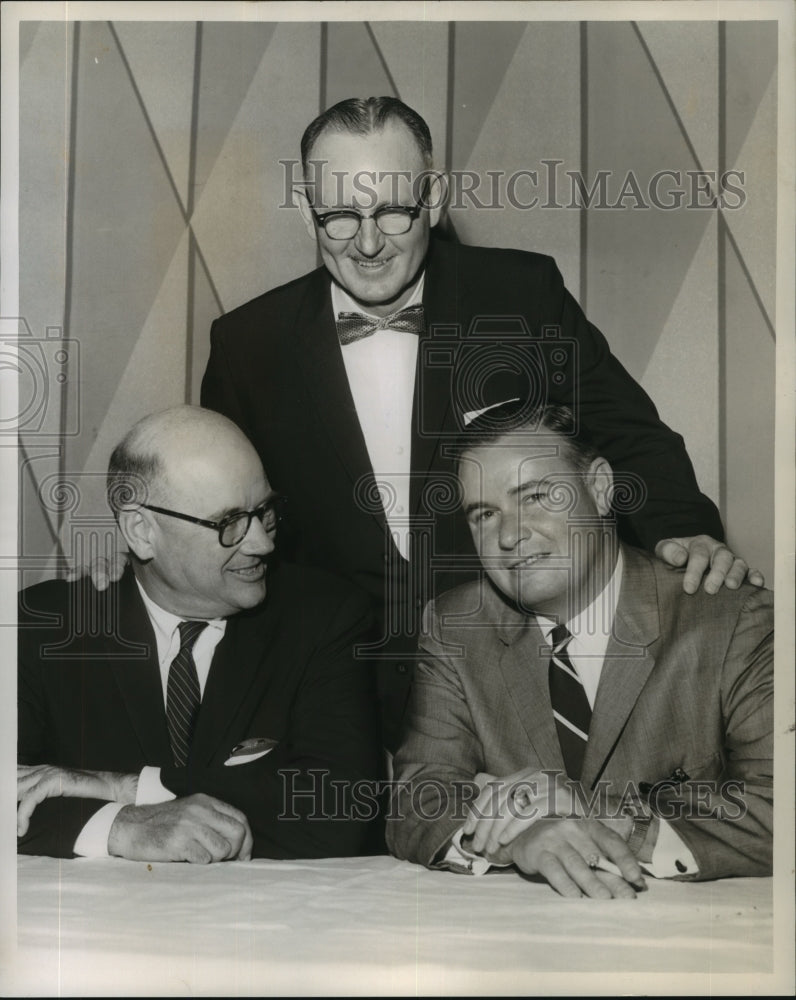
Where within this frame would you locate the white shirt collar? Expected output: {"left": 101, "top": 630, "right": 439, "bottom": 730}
{"left": 134, "top": 576, "right": 226, "bottom": 655}
{"left": 331, "top": 271, "right": 425, "bottom": 322}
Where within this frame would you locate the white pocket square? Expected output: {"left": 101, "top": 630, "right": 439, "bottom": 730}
{"left": 223, "top": 737, "right": 278, "bottom": 766}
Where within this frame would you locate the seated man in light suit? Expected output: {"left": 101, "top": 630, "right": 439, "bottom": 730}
{"left": 387, "top": 402, "right": 773, "bottom": 898}
{"left": 17, "top": 405, "right": 380, "bottom": 863}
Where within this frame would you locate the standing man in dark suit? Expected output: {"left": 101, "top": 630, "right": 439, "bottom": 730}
{"left": 386, "top": 403, "right": 773, "bottom": 897}
{"left": 201, "top": 96, "right": 763, "bottom": 750}
{"left": 18, "top": 406, "right": 380, "bottom": 862}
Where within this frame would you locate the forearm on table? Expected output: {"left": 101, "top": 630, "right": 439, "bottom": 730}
{"left": 386, "top": 766, "right": 482, "bottom": 867}
{"left": 18, "top": 796, "right": 112, "bottom": 859}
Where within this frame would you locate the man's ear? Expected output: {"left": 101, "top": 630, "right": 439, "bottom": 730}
{"left": 586, "top": 457, "right": 614, "bottom": 516}
{"left": 423, "top": 171, "right": 448, "bottom": 229}
{"left": 117, "top": 508, "right": 156, "bottom": 562}
{"left": 294, "top": 187, "right": 319, "bottom": 241}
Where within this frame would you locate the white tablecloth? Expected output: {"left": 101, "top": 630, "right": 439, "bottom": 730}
{"left": 6, "top": 854, "right": 777, "bottom": 995}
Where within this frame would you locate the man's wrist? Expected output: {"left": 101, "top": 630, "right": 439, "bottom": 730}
{"left": 107, "top": 804, "right": 135, "bottom": 857}
{"left": 617, "top": 802, "right": 658, "bottom": 864}
{"left": 461, "top": 832, "right": 512, "bottom": 867}
{"left": 607, "top": 814, "right": 634, "bottom": 841}
{"left": 626, "top": 814, "right": 653, "bottom": 860}
{"left": 107, "top": 771, "right": 138, "bottom": 804}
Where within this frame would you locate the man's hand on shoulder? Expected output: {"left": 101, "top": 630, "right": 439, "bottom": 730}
{"left": 63, "top": 550, "right": 129, "bottom": 591}
{"left": 17, "top": 764, "right": 138, "bottom": 837}
{"left": 655, "top": 535, "right": 765, "bottom": 595}
{"left": 107, "top": 794, "right": 253, "bottom": 863}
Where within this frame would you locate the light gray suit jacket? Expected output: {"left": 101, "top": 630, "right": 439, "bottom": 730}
{"left": 387, "top": 545, "right": 773, "bottom": 880}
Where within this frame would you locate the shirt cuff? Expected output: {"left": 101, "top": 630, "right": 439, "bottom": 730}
{"left": 643, "top": 818, "right": 699, "bottom": 878}
{"left": 73, "top": 802, "right": 126, "bottom": 858}
{"left": 601, "top": 816, "right": 700, "bottom": 879}
{"left": 440, "top": 828, "right": 513, "bottom": 876}
{"left": 136, "top": 766, "right": 176, "bottom": 805}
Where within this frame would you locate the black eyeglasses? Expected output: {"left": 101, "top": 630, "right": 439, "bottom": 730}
{"left": 310, "top": 178, "right": 432, "bottom": 241}
{"left": 311, "top": 203, "right": 425, "bottom": 240}
{"left": 141, "top": 496, "right": 286, "bottom": 547}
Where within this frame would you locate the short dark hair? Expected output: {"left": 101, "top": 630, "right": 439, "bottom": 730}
{"left": 452, "top": 401, "right": 598, "bottom": 472}
{"left": 300, "top": 96, "right": 433, "bottom": 173}
{"left": 106, "top": 437, "right": 162, "bottom": 518}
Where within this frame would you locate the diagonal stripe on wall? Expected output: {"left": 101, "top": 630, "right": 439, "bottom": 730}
{"left": 586, "top": 20, "right": 716, "bottom": 379}
{"left": 721, "top": 73, "right": 777, "bottom": 331}
{"left": 724, "top": 21, "right": 778, "bottom": 169}
{"left": 639, "top": 216, "right": 720, "bottom": 503}
{"left": 69, "top": 229, "right": 193, "bottom": 554}
{"left": 113, "top": 22, "right": 197, "bottom": 210}
{"left": 449, "top": 22, "right": 527, "bottom": 170}
{"left": 20, "top": 20, "right": 41, "bottom": 65}
{"left": 192, "top": 23, "right": 279, "bottom": 209}
{"left": 325, "top": 22, "right": 397, "bottom": 106}
{"left": 66, "top": 21, "right": 189, "bottom": 476}
{"left": 450, "top": 22, "right": 581, "bottom": 295}
{"left": 635, "top": 22, "right": 718, "bottom": 173}
{"left": 368, "top": 22, "right": 450, "bottom": 162}
{"left": 189, "top": 23, "right": 320, "bottom": 316}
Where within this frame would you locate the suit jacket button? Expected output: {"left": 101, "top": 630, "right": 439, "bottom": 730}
{"left": 396, "top": 663, "right": 408, "bottom": 674}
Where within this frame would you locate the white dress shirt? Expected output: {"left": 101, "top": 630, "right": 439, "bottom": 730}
{"left": 72, "top": 580, "right": 227, "bottom": 857}
{"left": 446, "top": 550, "right": 699, "bottom": 878}
{"left": 332, "top": 275, "right": 423, "bottom": 561}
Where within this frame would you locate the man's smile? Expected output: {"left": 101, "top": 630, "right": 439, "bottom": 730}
{"left": 348, "top": 255, "right": 394, "bottom": 269}
{"left": 509, "top": 552, "right": 553, "bottom": 569}
{"left": 228, "top": 563, "right": 266, "bottom": 580}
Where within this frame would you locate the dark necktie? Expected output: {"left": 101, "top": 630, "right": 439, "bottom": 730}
{"left": 166, "top": 620, "right": 207, "bottom": 767}
{"left": 548, "top": 624, "right": 592, "bottom": 781}
{"left": 336, "top": 303, "right": 425, "bottom": 345}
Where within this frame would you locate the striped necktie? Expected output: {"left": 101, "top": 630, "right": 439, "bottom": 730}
{"left": 166, "top": 620, "right": 208, "bottom": 767}
{"left": 548, "top": 623, "right": 592, "bottom": 781}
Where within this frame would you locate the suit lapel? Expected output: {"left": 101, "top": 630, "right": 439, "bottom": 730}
{"left": 110, "top": 571, "right": 172, "bottom": 763}
{"left": 293, "top": 270, "right": 382, "bottom": 515}
{"left": 494, "top": 597, "right": 566, "bottom": 772}
{"left": 581, "top": 547, "right": 661, "bottom": 788}
{"left": 411, "top": 242, "right": 461, "bottom": 514}
{"left": 190, "top": 599, "right": 279, "bottom": 766}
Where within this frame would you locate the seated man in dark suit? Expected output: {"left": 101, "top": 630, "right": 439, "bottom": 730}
{"left": 18, "top": 406, "right": 380, "bottom": 862}
{"left": 387, "top": 402, "right": 773, "bottom": 897}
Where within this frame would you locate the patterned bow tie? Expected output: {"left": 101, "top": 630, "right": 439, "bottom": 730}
{"left": 336, "top": 304, "right": 425, "bottom": 345}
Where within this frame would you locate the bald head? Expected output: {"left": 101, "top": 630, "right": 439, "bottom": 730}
{"left": 108, "top": 406, "right": 260, "bottom": 513}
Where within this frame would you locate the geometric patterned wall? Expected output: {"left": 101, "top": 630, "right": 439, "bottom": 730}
{"left": 17, "top": 19, "right": 777, "bottom": 586}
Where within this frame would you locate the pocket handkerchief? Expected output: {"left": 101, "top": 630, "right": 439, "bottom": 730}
{"left": 223, "top": 737, "right": 278, "bottom": 766}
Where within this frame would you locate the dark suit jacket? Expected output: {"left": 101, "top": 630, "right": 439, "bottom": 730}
{"left": 387, "top": 546, "right": 773, "bottom": 881}
{"left": 18, "top": 562, "right": 381, "bottom": 860}
{"left": 201, "top": 238, "right": 724, "bottom": 747}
